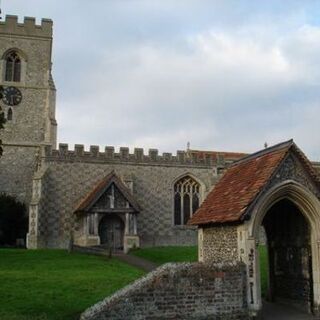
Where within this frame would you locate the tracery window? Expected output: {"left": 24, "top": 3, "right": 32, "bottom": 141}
{"left": 5, "top": 51, "right": 21, "bottom": 82}
{"left": 174, "top": 176, "right": 201, "bottom": 225}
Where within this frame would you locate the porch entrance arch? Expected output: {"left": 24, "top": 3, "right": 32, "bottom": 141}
{"left": 74, "top": 171, "right": 141, "bottom": 252}
{"left": 189, "top": 140, "right": 320, "bottom": 317}
{"left": 262, "top": 199, "right": 312, "bottom": 309}
{"left": 249, "top": 181, "right": 320, "bottom": 315}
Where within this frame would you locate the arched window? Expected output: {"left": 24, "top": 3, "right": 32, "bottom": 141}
{"left": 174, "top": 176, "right": 201, "bottom": 225}
{"left": 7, "top": 108, "right": 13, "bottom": 121}
{"left": 5, "top": 51, "right": 21, "bottom": 82}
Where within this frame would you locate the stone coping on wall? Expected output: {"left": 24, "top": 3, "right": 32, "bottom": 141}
{"left": 0, "top": 15, "right": 52, "bottom": 38}
{"left": 41, "top": 143, "right": 320, "bottom": 169}
{"left": 80, "top": 261, "right": 248, "bottom": 320}
{"left": 42, "top": 144, "right": 217, "bottom": 167}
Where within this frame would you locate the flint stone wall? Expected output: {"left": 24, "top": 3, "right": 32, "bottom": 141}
{"left": 0, "top": 15, "right": 56, "bottom": 207}
{"left": 201, "top": 226, "right": 239, "bottom": 264}
{"left": 0, "top": 145, "right": 38, "bottom": 204}
{"left": 81, "top": 262, "right": 248, "bottom": 320}
{"left": 36, "top": 151, "right": 216, "bottom": 248}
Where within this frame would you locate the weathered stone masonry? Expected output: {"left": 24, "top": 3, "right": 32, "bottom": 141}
{"left": 81, "top": 262, "right": 248, "bottom": 320}
{"left": 29, "top": 144, "right": 217, "bottom": 248}
{"left": 0, "top": 15, "right": 56, "bottom": 207}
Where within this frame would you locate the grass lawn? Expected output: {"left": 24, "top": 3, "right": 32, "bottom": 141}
{"left": 0, "top": 246, "right": 268, "bottom": 319}
{"left": 0, "top": 249, "right": 144, "bottom": 320}
{"left": 130, "top": 246, "right": 197, "bottom": 265}
{"left": 259, "top": 245, "right": 269, "bottom": 298}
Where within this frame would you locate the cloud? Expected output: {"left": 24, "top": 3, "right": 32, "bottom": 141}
{"left": 57, "top": 22, "right": 320, "bottom": 160}
{"left": 4, "top": 1, "right": 320, "bottom": 160}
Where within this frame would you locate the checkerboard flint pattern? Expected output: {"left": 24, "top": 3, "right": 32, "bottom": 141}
{"left": 36, "top": 161, "right": 215, "bottom": 248}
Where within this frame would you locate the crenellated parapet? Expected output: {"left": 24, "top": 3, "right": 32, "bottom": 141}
{"left": 43, "top": 144, "right": 218, "bottom": 167}
{"left": 0, "top": 15, "right": 52, "bottom": 38}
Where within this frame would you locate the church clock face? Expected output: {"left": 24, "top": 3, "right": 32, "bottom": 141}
{"left": 2, "top": 86, "right": 22, "bottom": 106}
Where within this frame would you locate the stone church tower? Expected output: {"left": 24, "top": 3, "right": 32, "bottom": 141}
{"left": 0, "top": 15, "right": 57, "bottom": 204}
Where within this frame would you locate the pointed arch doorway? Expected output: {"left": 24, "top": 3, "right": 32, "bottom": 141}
{"left": 248, "top": 181, "right": 320, "bottom": 316}
{"left": 99, "top": 215, "right": 124, "bottom": 250}
{"left": 261, "top": 198, "right": 313, "bottom": 311}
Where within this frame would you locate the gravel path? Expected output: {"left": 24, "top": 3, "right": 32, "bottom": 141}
{"left": 114, "top": 253, "right": 158, "bottom": 272}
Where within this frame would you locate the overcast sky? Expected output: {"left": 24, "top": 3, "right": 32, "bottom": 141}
{"left": 3, "top": 1, "right": 320, "bottom": 160}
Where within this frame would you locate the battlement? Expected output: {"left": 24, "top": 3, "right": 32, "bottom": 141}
{"left": 42, "top": 144, "right": 222, "bottom": 167}
{"left": 0, "top": 15, "right": 52, "bottom": 38}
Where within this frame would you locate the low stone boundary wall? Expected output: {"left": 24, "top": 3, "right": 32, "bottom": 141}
{"left": 80, "top": 262, "right": 248, "bottom": 320}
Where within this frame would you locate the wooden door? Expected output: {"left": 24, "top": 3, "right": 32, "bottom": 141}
{"left": 99, "top": 216, "right": 124, "bottom": 250}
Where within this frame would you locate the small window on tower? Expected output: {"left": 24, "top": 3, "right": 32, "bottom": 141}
{"left": 5, "top": 51, "right": 21, "bottom": 82}
{"left": 7, "top": 108, "right": 13, "bottom": 121}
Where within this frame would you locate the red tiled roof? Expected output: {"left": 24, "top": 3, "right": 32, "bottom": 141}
{"left": 74, "top": 171, "right": 140, "bottom": 214}
{"left": 188, "top": 140, "right": 320, "bottom": 226}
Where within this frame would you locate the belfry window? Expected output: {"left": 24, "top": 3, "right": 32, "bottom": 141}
{"left": 174, "top": 176, "right": 201, "bottom": 225}
{"left": 5, "top": 51, "right": 21, "bottom": 82}
{"left": 7, "top": 108, "right": 13, "bottom": 121}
